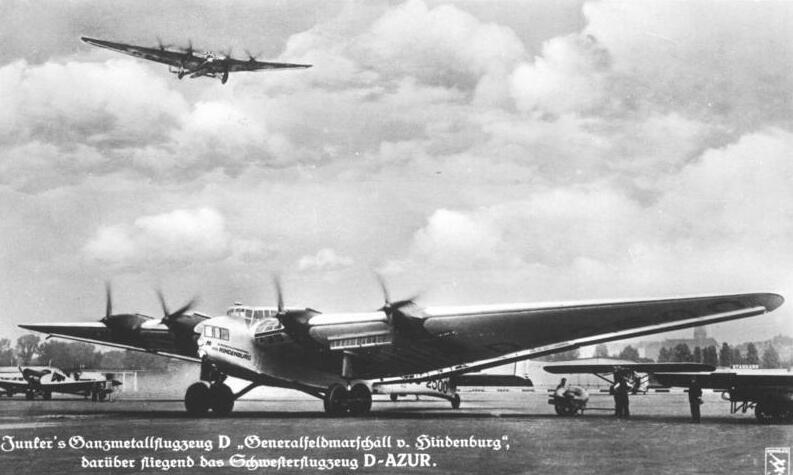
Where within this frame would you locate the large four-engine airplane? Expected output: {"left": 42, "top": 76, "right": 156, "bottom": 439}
{"left": 0, "top": 367, "right": 121, "bottom": 401}
{"left": 81, "top": 36, "right": 311, "bottom": 84}
{"left": 20, "top": 279, "right": 783, "bottom": 417}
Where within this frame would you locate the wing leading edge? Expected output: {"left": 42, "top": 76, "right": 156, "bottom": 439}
{"left": 370, "top": 292, "right": 782, "bottom": 383}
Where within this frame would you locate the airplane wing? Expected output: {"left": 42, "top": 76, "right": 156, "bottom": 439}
{"left": 343, "top": 292, "right": 782, "bottom": 382}
{"left": 224, "top": 58, "right": 312, "bottom": 72}
{"left": 81, "top": 37, "right": 186, "bottom": 67}
{"left": 543, "top": 363, "right": 716, "bottom": 374}
{"left": 17, "top": 322, "right": 201, "bottom": 363}
{"left": 0, "top": 380, "right": 30, "bottom": 392}
{"left": 654, "top": 371, "right": 793, "bottom": 389}
{"left": 37, "top": 380, "right": 105, "bottom": 394}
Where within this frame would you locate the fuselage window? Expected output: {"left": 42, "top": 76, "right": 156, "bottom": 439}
{"left": 254, "top": 310, "right": 264, "bottom": 320}
{"left": 204, "top": 326, "right": 213, "bottom": 337}
{"left": 220, "top": 328, "right": 230, "bottom": 340}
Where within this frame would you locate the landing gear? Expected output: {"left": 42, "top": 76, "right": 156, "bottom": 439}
{"left": 221, "top": 69, "right": 229, "bottom": 84}
{"left": 450, "top": 394, "right": 461, "bottom": 409}
{"left": 42, "top": 391, "right": 52, "bottom": 401}
{"left": 390, "top": 394, "right": 399, "bottom": 402}
{"left": 324, "top": 383, "right": 348, "bottom": 416}
{"left": 185, "top": 380, "right": 237, "bottom": 417}
{"left": 210, "top": 383, "right": 235, "bottom": 416}
{"left": 185, "top": 382, "right": 211, "bottom": 416}
{"left": 324, "top": 383, "right": 372, "bottom": 416}
{"left": 25, "top": 390, "right": 34, "bottom": 400}
{"left": 348, "top": 384, "right": 372, "bottom": 416}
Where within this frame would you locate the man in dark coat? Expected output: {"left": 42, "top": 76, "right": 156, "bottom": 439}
{"left": 688, "top": 377, "right": 703, "bottom": 423}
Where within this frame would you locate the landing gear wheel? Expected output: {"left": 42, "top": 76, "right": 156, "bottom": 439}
{"left": 185, "top": 382, "right": 211, "bottom": 416}
{"left": 324, "top": 383, "right": 349, "bottom": 416}
{"left": 555, "top": 402, "right": 576, "bottom": 416}
{"left": 348, "top": 384, "right": 372, "bottom": 416}
{"left": 390, "top": 394, "right": 398, "bottom": 402}
{"left": 25, "top": 390, "right": 34, "bottom": 400}
{"left": 98, "top": 390, "right": 107, "bottom": 402}
{"left": 451, "top": 394, "right": 461, "bottom": 409}
{"left": 210, "top": 383, "right": 235, "bottom": 416}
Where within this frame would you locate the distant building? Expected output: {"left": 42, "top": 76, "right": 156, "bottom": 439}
{"left": 636, "top": 327, "right": 718, "bottom": 361}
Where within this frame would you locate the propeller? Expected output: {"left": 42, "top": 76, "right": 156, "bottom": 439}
{"left": 157, "top": 289, "right": 198, "bottom": 326}
{"left": 182, "top": 39, "right": 194, "bottom": 56}
{"left": 156, "top": 36, "right": 173, "bottom": 51}
{"left": 273, "top": 275, "right": 285, "bottom": 316}
{"left": 98, "top": 282, "right": 147, "bottom": 336}
{"left": 375, "top": 273, "right": 421, "bottom": 325}
{"left": 245, "top": 49, "right": 261, "bottom": 62}
{"left": 101, "top": 281, "right": 113, "bottom": 324}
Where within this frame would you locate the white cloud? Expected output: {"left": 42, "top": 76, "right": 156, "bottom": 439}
{"left": 297, "top": 248, "right": 354, "bottom": 272}
{"left": 84, "top": 208, "right": 232, "bottom": 268}
{"left": 510, "top": 33, "right": 610, "bottom": 115}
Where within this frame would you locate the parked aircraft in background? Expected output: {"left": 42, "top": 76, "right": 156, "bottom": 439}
{"left": 544, "top": 362, "right": 716, "bottom": 416}
{"left": 0, "top": 367, "right": 120, "bottom": 401}
{"left": 655, "top": 370, "right": 793, "bottom": 423}
{"left": 21, "top": 278, "right": 783, "bottom": 417}
{"left": 81, "top": 36, "right": 311, "bottom": 84}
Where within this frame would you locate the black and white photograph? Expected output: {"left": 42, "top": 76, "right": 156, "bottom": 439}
{"left": 1, "top": 0, "right": 792, "bottom": 473}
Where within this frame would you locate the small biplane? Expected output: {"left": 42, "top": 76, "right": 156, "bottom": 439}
{"left": 0, "top": 367, "right": 121, "bottom": 401}
{"left": 81, "top": 36, "right": 311, "bottom": 84}
{"left": 544, "top": 362, "right": 716, "bottom": 416}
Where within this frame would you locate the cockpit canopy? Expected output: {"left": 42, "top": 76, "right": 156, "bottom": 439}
{"left": 226, "top": 304, "right": 282, "bottom": 330}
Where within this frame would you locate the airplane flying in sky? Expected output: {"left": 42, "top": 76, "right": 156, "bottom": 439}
{"left": 20, "top": 279, "right": 783, "bottom": 416}
{"left": 0, "top": 367, "right": 121, "bottom": 401}
{"left": 81, "top": 36, "right": 311, "bottom": 84}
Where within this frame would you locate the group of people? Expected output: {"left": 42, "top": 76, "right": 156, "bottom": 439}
{"left": 558, "top": 373, "right": 703, "bottom": 422}
{"left": 611, "top": 374, "right": 703, "bottom": 422}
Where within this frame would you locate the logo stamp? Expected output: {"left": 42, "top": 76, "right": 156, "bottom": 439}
{"left": 766, "top": 447, "right": 790, "bottom": 475}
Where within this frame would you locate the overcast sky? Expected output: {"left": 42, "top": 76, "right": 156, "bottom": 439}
{"left": 1, "top": 0, "right": 792, "bottom": 345}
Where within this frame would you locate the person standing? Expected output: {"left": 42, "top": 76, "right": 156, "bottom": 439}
{"left": 612, "top": 374, "right": 630, "bottom": 418}
{"left": 688, "top": 377, "right": 703, "bottom": 423}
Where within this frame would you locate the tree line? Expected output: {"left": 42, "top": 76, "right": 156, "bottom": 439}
{"left": 656, "top": 341, "right": 782, "bottom": 368}
{"left": 544, "top": 342, "right": 785, "bottom": 368}
{"left": 0, "top": 335, "right": 171, "bottom": 372}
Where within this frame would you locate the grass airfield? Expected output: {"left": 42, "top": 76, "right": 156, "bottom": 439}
{"left": 0, "top": 391, "right": 789, "bottom": 474}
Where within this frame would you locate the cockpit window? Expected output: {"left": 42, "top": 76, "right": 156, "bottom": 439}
{"left": 254, "top": 310, "right": 264, "bottom": 319}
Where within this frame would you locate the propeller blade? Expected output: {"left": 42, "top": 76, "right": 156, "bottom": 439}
{"left": 375, "top": 273, "right": 391, "bottom": 307}
{"left": 273, "top": 275, "right": 284, "bottom": 314}
{"left": 244, "top": 49, "right": 261, "bottom": 62}
{"left": 156, "top": 36, "right": 172, "bottom": 51}
{"left": 172, "top": 298, "right": 198, "bottom": 318}
{"left": 183, "top": 39, "right": 194, "bottom": 56}
{"left": 158, "top": 289, "right": 198, "bottom": 325}
{"left": 156, "top": 289, "right": 169, "bottom": 317}
{"left": 103, "top": 281, "right": 113, "bottom": 322}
